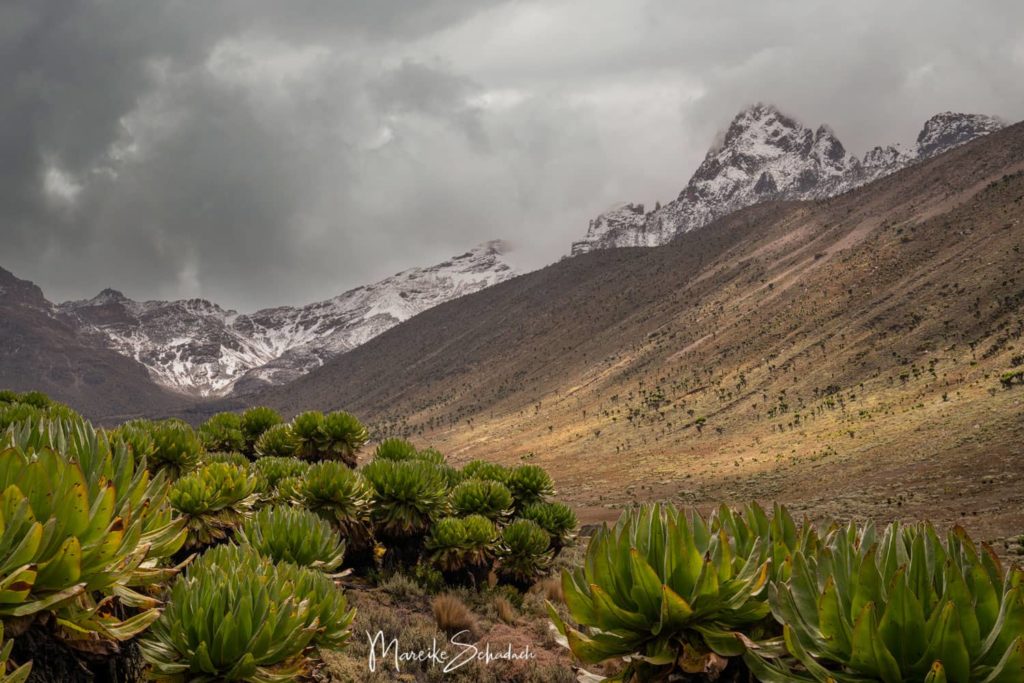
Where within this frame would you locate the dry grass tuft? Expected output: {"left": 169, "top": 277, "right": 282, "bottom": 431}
{"left": 378, "top": 571, "right": 424, "bottom": 600}
{"left": 431, "top": 593, "right": 480, "bottom": 639}
{"left": 533, "top": 575, "right": 563, "bottom": 603}
{"left": 493, "top": 595, "right": 517, "bottom": 624}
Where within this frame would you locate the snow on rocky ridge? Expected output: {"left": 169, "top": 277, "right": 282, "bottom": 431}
{"left": 58, "top": 240, "right": 516, "bottom": 397}
{"left": 571, "top": 107, "right": 1005, "bottom": 255}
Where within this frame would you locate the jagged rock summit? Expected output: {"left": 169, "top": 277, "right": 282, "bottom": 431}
{"left": 916, "top": 112, "right": 1004, "bottom": 158}
{"left": 58, "top": 240, "right": 516, "bottom": 397}
{"left": 571, "top": 106, "right": 1004, "bottom": 255}
{"left": 0, "top": 266, "right": 51, "bottom": 310}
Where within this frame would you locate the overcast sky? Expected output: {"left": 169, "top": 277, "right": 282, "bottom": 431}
{"left": 3, "top": 1, "right": 1022, "bottom": 311}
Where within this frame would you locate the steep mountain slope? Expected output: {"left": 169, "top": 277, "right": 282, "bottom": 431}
{"left": 58, "top": 240, "right": 516, "bottom": 396}
{"left": 0, "top": 267, "right": 184, "bottom": 420}
{"left": 571, "top": 107, "right": 1003, "bottom": 254}
{"left": 251, "top": 121, "right": 1024, "bottom": 540}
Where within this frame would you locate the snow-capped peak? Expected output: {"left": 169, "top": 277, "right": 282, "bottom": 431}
{"left": 571, "top": 106, "right": 1005, "bottom": 255}
{"left": 916, "top": 112, "right": 1004, "bottom": 159}
{"left": 58, "top": 241, "right": 517, "bottom": 396}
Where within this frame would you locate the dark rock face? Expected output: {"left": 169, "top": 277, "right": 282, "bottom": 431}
{"left": 0, "top": 268, "right": 183, "bottom": 421}
{"left": 572, "top": 106, "right": 1005, "bottom": 254}
{"left": 754, "top": 172, "right": 778, "bottom": 195}
{"left": 0, "top": 266, "right": 49, "bottom": 309}
{"left": 916, "top": 112, "right": 1005, "bottom": 158}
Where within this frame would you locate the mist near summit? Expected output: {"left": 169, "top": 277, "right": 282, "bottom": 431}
{"left": 3, "top": 0, "right": 1023, "bottom": 310}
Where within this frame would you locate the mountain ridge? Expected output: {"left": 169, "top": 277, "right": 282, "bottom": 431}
{"left": 56, "top": 240, "right": 517, "bottom": 396}
{"left": 571, "top": 106, "right": 1004, "bottom": 254}
{"left": 0, "top": 266, "right": 185, "bottom": 420}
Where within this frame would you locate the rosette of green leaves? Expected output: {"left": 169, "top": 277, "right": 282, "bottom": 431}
{"left": 251, "top": 456, "right": 308, "bottom": 490}
{"left": 416, "top": 447, "right": 447, "bottom": 465}
{"left": 498, "top": 518, "right": 552, "bottom": 588}
{"left": 197, "top": 412, "right": 245, "bottom": 454}
{"left": 548, "top": 503, "right": 772, "bottom": 681}
{"left": 240, "top": 406, "right": 282, "bottom": 456}
{"left": 450, "top": 478, "right": 513, "bottom": 520}
{"left": 425, "top": 517, "right": 470, "bottom": 573}
{"left": 0, "top": 402, "right": 79, "bottom": 433}
{"left": 372, "top": 438, "right": 419, "bottom": 462}
{"left": 462, "top": 514, "right": 499, "bottom": 569}
{"left": 461, "top": 460, "right": 511, "bottom": 484}
{"left": 0, "top": 404, "right": 43, "bottom": 433}
{"left": 254, "top": 423, "right": 298, "bottom": 458}
{"left": 274, "top": 475, "right": 303, "bottom": 504}
{"left": 361, "top": 459, "right": 448, "bottom": 538}
{"left": 0, "top": 417, "right": 186, "bottom": 644}
{"left": 203, "top": 451, "right": 250, "bottom": 468}
{"left": 169, "top": 462, "right": 256, "bottom": 550}
{"left": 747, "top": 521, "right": 1024, "bottom": 683}
{"left": 437, "top": 464, "right": 466, "bottom": 490}
{"left": 238, "top": 506, "right": 346, "bottom": 572}
{"left": 107, "top": 419, "right": 157, "bottom": 464}
{"left": 249, "top": 455, "right": 308, "bottom": 505}
{"left": 711, "top": 501, "right": 819, "bottom": 584}
{"left": 291, "top": 411, "right": 326, "bottom": 460}
{"left": 321, "top": 411, "right": 369, "bottom": 467}
{"left": 296, "top": 461, "right": 373, "bottom": 548}
{"left": 203, "top": 454, "right": 249, "bottom": 471}
{"left": 273, "top": 557, "right": 355, "bottom": 649}
{"left": 140, "top": 544, "right": 355, "bottom": 681}
{"left": 506, "top": 465, "right": 555, "bottom": 511}
{"left": 15, "top": 391, "right": 50, "bottom": 409}
{"left": 148, "top": 419, "right": 203, "bottom": 479}
{"left": 520, "top": 501, "right": 578, "bottom": 555}
{"left": 0, "top": 394, "right": 78, "bottom": 429}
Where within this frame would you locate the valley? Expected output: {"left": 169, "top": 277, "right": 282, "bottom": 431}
{"left": 3, "top": 109, "right": 1021, "bottom": 550}
{"left": 6, "top": 5, "right": 1024, "bottom": 681}
{"left": 246, "top": 120, "right": 1024, "bottom": 549}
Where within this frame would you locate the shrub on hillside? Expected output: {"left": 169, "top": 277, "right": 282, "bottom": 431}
{"left": 450, "top": 478, "right": 513, "bottom": 520}
{"left": 506, "top": 464, "right": 555, "bottom": 511}
{"left": 197, "top": 411, "right": 245, "bottom": 453}
{"left": 297, "top": 461, "right": 374, "bottom": 554}
{"left": 240, "top": 406, "right": 283, "bottom": 456}
{"left": 238, "top": 505, "right": 346, "bottom": 572}
{"left": 519, "top": 501, "right": 577, "bottom": 556}
{"left": 148, "top": 419, "right": 203, "bottom": 479}
{"left": 169, "top": 462, "right": 256, "bottom": 550}
{"left": 498, "top": 519, "right": 552, "bottom": 589}
{"left": 254, "top": 423, "right": 298, "bottom": 458}
{"left": 362, "top": 458, "right": 448, "bottom": 541}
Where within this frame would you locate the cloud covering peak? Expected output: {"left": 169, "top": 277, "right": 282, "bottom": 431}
{"left": 2, "top": 0, "right": 1022, "bottom": 310}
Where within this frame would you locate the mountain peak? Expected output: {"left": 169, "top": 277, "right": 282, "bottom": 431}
{"left": 916, "top": 112, "right": 1005, "bottom": 158}
{"left": 473, "top": 239, "right": 513, "bottom": 256}
{"left": 89, "top": 288, "right": 129, "bottom": 304}
{"left": 0, "top": 266, "right": 50, "bottom": 309}
{"left": 58, "top": 241, "right": 517, "bottom": 396}
{"left": 733, "top": 102, "right": 787, "bottom": 124}
{"left": 572, "top": 106, "right": 1006, "bottom": 255}
{"left": 721, "top": 103, "right": 804, "bottom": 149}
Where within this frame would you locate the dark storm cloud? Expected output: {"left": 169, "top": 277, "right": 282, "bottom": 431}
{"left": 2, "top": 0, "right": 1022, "bottom": 310}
